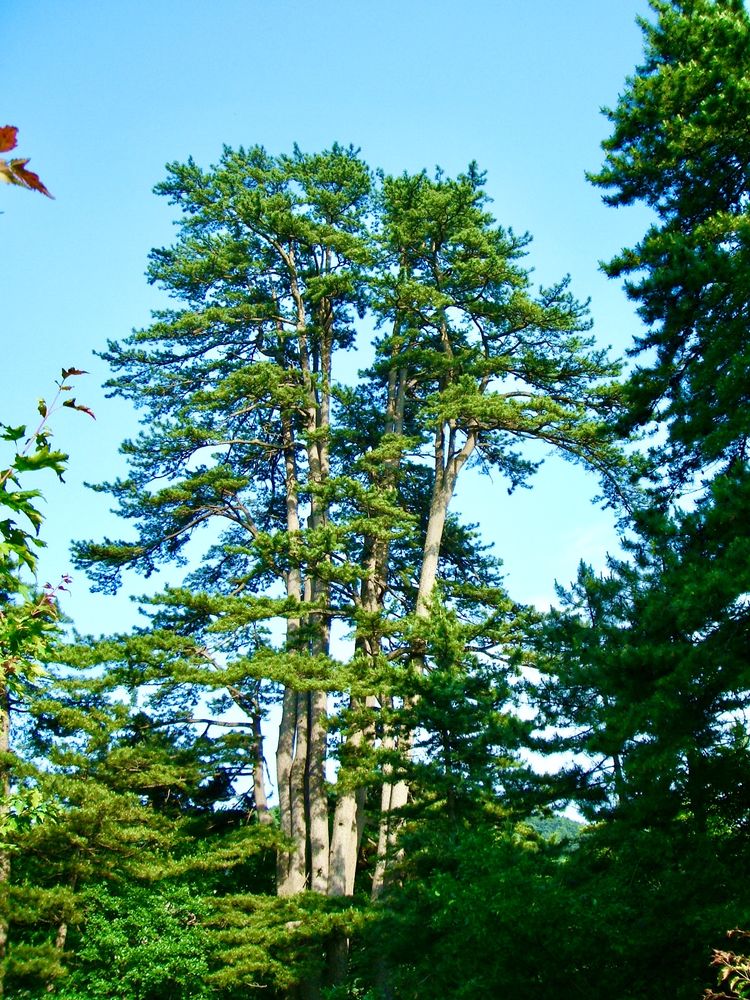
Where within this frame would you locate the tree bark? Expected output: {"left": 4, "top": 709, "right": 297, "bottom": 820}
{"left": 307, "top": 689, "right": 329, "bottom": 892}
{"left": 277, "top": 417, "right": 307, "bottom": 895}
{"left": 277, "top": 688, "right": 306, "bottom": 894}
{"left": 252, "top": 712, "right": 273, "bottom": 826}
{"left": 372, "top": 420, "right": 477, "bottom": 895}
{"left": 45, "top": 918, "right": 68, "bottom": 993}
{"left": 371, "top": 739, "right": 398, "bottom": 899}
{"left": 300, "top": 291, "right": 333, "bottom": 893}
{"left": 277, "top": 263, "right": 334, "bottom": 896}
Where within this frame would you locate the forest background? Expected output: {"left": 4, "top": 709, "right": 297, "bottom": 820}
{"left": 3, "top": 1, "right": 750, "bottom": 999}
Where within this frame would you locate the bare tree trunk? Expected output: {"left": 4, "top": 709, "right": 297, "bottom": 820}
{"left": 300, "top": 292, "right": 333, "bottom": 894}
{"left": 328, "top": 694, "right": 378, "bottom": 897}
{"left": 326, "top": 697, "right": 377, "bottom": 985}
{"left": 415, "top": 481, "right": 454, "bottom": 616}
{"left": 371, "top": 733, "right": 397, "bottom": 899}
{"left": 289, "top": 692, "right": 311, "bottom": 893}
{"left": 277, "top": 417, "right": 308, "bottom": 895}
{"left": 276, "top": 695, "right": 294, "bottom": 870}
{"left": 252, "top": 713, "right": 273, "bottom": 826}
{"left": 278, "top": 269, "right": 334, "bottom": 897}
{"left": 372, "top": 478, "right": 455, "bottom": 898}
{"left": 278, "top": 688, "right": 307, "bottom": 894}
{"left": 372, "top": 420, "right": 478, "bottom": 896}
{"left": 45, "top": 918, "right": 69, "bottom": 993}
{"left": 331, "top": 558, "right": 389, "bottom": 900}
{"left": 307, "top": 689, "right": 329, "bottom": 892}
{"left": 321, "top": 363, "right": 401, "bottom": 897}
{"left": 329, "top": 792, "right": 359, "bottom": 897}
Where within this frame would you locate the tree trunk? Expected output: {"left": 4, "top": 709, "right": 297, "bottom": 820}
{"left": 372, "top": 479, "right": 454, "bottom": 898}
{"left": 278, "top": 689, "right": 307, "bottom": 894}
{"left": 371, "top": 746, "right": 397, "bottom": 899}
{"left": 372, "top": 422, "right": 477, "bottom": 895}
{"left": 278, "top": 270, "right": 334, "bottom": 897}
{"left": 307, "top": 689, "right": 329, "bottom": 892}
{"left": 329, "top": 779, "right": 359, "bottom": 897}
{"left": 45, "top": 919, "right": 68, "bottom": 993}
{"left": 252, "top": 713, "right": 272, "bottom": 825}
{"left": 277, "top": 419, "right": 308, "bottom": 895}
{"left": 328, "top": 694, "right": 377, "bottom": 898}
{"left": 301, "top": 291, "right": 333, "bottom": 894}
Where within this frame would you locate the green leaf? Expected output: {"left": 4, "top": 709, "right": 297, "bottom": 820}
{"left": 14, "top": 447, "right": 68, "bottom": 478}
{"left": 0, "top": 423, "right": 26, "bottom": 443}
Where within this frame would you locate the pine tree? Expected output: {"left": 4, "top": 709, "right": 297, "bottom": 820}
{"left": 6, "top": 627, "right": 280, "bottom": 996}
{"left": 578, "top": 0, "right": 750, "bottom": 831}
{"left": 72, "top": 146, "right": 624, "bottom": 995}
{"left": 589, "top": 0, "right": 750, "bottom": 483}
{"left": 521, "top": 4, "right": 750, "bottom": 993}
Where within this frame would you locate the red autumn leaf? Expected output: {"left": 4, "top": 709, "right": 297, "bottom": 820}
{"left": 0, "top": 127, "right": 53, "bottom": 198}
{"left": 0, "top": 126, "right": 18, "bottom": 153}
{"left": 61, "top": 368, "right": 89, "bottom": 379}
{"left": 8, "top": 158, "right": 53, "bottom": 198}
{"left": 62, "top": 399, "right": 96, "bottom": 420}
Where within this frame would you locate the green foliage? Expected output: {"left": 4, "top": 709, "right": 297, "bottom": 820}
{"left": 66, "top": 142, "right": 623, "bottom": 923}
{"left": 0, "top": 371, "right": 90, "bottom": 681}
{"left": 55, "top": 883, "right": 215, "bottom": 1000}
{"left": 360, "top": 821, "right": 583, "bottom": 999}
{"left": 207, "top": 892, "right": 364, "bottom": 995}
{"left": 568, "top": 0, "right": 750, "bottom": 857}
{"left": 0, "top": 785, "right": 57, "bottom": 850}
{"left": 385, "top": 594, "right": 535, "bottom": 820}
{"left": 0, "top": 375, "right": 96, "bottom": 997}
{"left": 12, "top": 9, "right": 750, "bottom": 994}
{"left": 590, "top": 0, "right": 750, "bottom": 480}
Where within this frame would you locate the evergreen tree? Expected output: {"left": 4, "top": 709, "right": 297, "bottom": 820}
{"left": 522, "top": 4, "right": 750, "bottom": 994}
{"left": 578, "top": 0, "right": 750, "bottom": 836}
{"left": 70, "top": 146, "right": 623, "bottom": 992}
{"left": 11, "top": 674, "right": 278, "bottom": 997}
{"left": 589, "top": 0, "right": 750, "bottom": 484}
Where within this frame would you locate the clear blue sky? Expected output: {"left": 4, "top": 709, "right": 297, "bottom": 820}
{"left": 4, "top": 0, "right": 651, "bottom": 635}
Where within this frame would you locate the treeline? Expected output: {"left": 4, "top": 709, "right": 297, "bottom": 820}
{"left": 1, "top": 2, "right": 749, "bottom": 997}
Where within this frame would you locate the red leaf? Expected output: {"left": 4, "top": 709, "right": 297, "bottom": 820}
{"left": 61, "top": 368, "right": 88, "bottom": 379}
{"left": 0, "top": 126, "right": 18, "bottom": 153}
{"left": 62, "top": 399, "right": 96, "bottom": 419}
{"left": 8, "top": 158, "right": 53, "bottom": 198}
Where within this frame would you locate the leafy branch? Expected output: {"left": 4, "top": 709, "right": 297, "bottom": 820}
{"left": 705, "top": 931, "right": 750, "bottom": 1000}
{"left": 0, "top": 125, "right": 52, "bottom": 198}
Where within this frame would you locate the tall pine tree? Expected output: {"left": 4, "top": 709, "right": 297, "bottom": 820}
{"left": 73, "top": 146, "right": 624, "bottom": 993}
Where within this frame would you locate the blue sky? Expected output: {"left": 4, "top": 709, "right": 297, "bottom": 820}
{"left": 4, "top": 0, "right": 651, "bottom": 635}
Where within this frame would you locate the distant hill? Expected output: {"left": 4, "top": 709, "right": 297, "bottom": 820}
{"left": 528, "top": 814, "right": 585, "bottom": 842}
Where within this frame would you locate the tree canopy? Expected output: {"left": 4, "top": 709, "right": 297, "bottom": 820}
{"left": 2, "top": 3, "right": 750, "bottom": 998}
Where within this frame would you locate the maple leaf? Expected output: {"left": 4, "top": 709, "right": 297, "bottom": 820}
{"left": 0, "top": 158, "right": 53, "bottom": 198}
{"left": 62, "top": 399, "right": 96, "bottom": 419}
{"left": 0, "top": 127, "right": 53, "bottom": 198}
{"left": 0, "top": 126, "right": 18, "bottom": 153}
{"left": 9, "top": 159, "right": 53, "bottom": 198}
